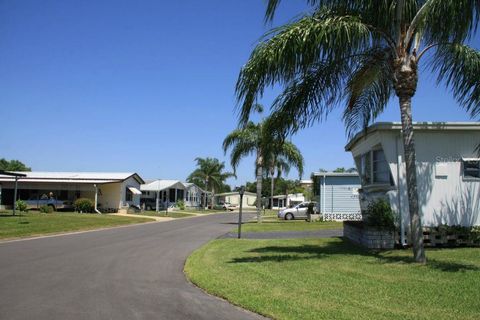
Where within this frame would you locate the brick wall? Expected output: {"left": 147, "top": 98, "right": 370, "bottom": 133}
{"left": 344, "top": 222, "right": 395, "bottom": 249}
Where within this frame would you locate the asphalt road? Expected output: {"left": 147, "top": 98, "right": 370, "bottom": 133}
{"left": 0, "top": 212, "right": 265, "bottom": 320}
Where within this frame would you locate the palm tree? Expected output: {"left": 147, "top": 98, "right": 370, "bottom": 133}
{"left": 222, "top": 121, "right": 265, "bottom": 222}
{"left": 236, "top": 0, "right": 480, "bottom": 263}
{"left": 222, "top": 116, "right": 304, "bottom": 221}
{"left": 187, "top": 157, "right": 234, "bottom": 209}
{"left": 265, "top": 145, "right": 304, "bottom": 210}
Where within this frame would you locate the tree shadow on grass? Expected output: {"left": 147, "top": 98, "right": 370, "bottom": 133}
{"left": 373, "top": 251, "right": 479, "bottom": 272}
{"left": 228, "top": 238, "right": 360, "bottom": 263}
{"left": 228, "top": 238, "right": 479, "bottom": 272}
{"left": 0, "top": 213, "right": 26, "bottom": 218}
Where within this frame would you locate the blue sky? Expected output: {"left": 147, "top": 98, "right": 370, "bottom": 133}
{"left": 0, "top": 1, "right": 476, "bottom": 187}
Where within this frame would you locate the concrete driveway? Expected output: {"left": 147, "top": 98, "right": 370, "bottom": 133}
{"left": 0, "top": 212, "right": 265, "bottom": 320}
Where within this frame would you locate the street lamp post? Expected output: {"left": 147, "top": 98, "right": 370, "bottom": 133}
{"left": 237, "top": 186, "right": 245, "bottom": 239}
{"left": 262, "top": 196, "right": 266, "bottom": 216}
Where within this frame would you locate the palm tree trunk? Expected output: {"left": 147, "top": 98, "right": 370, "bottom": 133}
{"left": 211, "top": 186, "right": 215, "bottom": 210}
{"left": 204, "top": 178, "right": 208, "bottom": 209}
{"left": 256, "top": 153, "right": 263, "bottom": 222}
{"left": 394, "top": 54, "right": 426, "bottom": 264}
{"left": 399, "top": 95, "right": 426, "bottom": 264}
{"left": 270, "top": 169, "right": 275, "bottom": 210}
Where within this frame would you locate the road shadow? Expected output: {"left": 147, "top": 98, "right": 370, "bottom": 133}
{"left": 228, "top": 238, "right": 479, "bottom": 273}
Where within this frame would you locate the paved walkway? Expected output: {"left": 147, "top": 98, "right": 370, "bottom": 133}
{"left": 0, "top": 213, "right": 265, "bottom": 320}
{"left": 113, "top": 212, "right": 175, "bottom": 221}
{"left": 220, "top": 228, "right": 343, "bottom": 239}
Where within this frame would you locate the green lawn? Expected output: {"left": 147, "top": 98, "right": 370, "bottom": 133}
{"left": 133, "top": 210, "right": 195, "bottom": 218}
{"left": 185, "top": 237, "right": 480, "bottom": 320}
{"left": 0, "top": 212, "right": 153, "bottom": 239}
{"left": 241, "top": 219, "right": 342, "bottom": 233}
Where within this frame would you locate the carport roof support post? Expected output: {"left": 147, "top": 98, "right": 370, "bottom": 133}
{"left": 0, "top": 170, "right": 27, "bottom": 215}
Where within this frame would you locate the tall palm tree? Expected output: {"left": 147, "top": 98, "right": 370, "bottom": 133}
{"left": 187, "top": 157, "right": 234, "bottom": 209}
{"left": 223, "top": 116, "right": 304, "bottom": 221}
{"left": 265, "top": 144, "right": 304, "bottom": 210}
{"left": 223, "top": 121, "right": 266, "bottom": 222}
{"left": 236, "top": 0, "right": 480, "bottom": 263}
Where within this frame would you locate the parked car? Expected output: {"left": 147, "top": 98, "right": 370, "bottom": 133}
{"left": 222, "top": 202, "right": 238, "bottom": 211}
{"left": 25, "top": 195, "right": 73, "bottom": 211}
{"left": 277, "top": 201, "right": 318, "bottom": 220}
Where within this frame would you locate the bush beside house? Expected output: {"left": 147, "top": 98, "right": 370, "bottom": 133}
{"left": 74, "top": 198, "right": 94, "bottom": 213}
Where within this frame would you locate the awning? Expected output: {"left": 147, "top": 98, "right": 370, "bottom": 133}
{"left": 128, "top": 187, "right": 142, "bottom": 195}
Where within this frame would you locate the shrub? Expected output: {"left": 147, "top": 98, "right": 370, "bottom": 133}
{"left": 74, "top": 198, "right": 94, "bottom": 213}
{"left": 15, "top": 200, "right": 28, "bottom": 213}
{"left": 39, "top": 205, "right": 54, "bottom": 213}
{"left": 364, "top": 199, "right": 395, "bottom": 230}
{"left": 176, "top": 200, "right": 185, "bottom": 210}
{"left": 471, "top": 226, "right": 480, "bottom": 244}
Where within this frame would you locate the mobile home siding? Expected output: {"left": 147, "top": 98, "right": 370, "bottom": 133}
{"left": 318, "top": 175, "right": 361, "bottom": 221}
{"left": 346, "top": 122, "right": 480, "bottom": 246}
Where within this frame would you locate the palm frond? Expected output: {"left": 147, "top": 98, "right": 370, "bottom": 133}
{"left": 267, "top": 57, "right": 352, "bottom": 134}
{"left": 430, "top": 43, "right": 480, "bottom": 118}
{"left": 222, "top": 122, "right": 259, "bottom": 154}
{"left": 343, "top": 48, "right": 394, "bottom": 137}
{"left": 276, "top": 141, "right": 304, "bottom": 178}
{"left": 236, "top": 10, "right": 377, "bottom": 125}
{"left": 264, "top": 0, "right": 321, "bottom": 22}
{"left": 413, "top": 0, "right": 480, "bottom": 45}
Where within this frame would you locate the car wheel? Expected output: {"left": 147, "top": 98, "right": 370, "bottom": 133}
{"left": 285, "top": 213, "right": 294, "bottom": 220}
{"left": 48, "top": 204, "right": 56, "bottom": 212}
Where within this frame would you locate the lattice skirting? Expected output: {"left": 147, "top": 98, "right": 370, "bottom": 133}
{"left": 323, "top": 212, "right": 362, "bottom": 221}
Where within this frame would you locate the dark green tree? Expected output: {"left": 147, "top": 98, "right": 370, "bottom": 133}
{"left": 0, "top": 158, "right": 31, "bottom": 171}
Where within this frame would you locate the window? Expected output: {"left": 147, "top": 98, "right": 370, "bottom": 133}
{"left": 358, "top": 152, "right": 371, "bottom": 185}
{"left": 373, "top": 150, "right": 390, "bottom": 183}
{"left": 358, "top": 148, "right": 392, "bottom": 185}
{"left": 463, "top": 159, "right": 480, "bottom": 178}
{"left": 125, "top": 188, "right": 133, "bottom": 202}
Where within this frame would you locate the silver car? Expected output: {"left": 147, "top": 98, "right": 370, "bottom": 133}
{"left": 277, "top": 201, "right": 318, "bottom": 220}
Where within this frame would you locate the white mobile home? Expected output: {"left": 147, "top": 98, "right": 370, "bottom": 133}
{"left": 345, "top": 122, "right": 480, "bottom": 245}
{"left": 313, "top": 172, "right": 361, "bottom": 221}
{"left": 272, "top": 193, "right": 305, "bottom": 209}
{"left": 214, "top": 192, "right": 257, "bottom": 209}
{"left": 140, "top": 180, "right": 206, "bottom": 209}
{"left": 0, "top": 172, "right": 144, "bottom": 212}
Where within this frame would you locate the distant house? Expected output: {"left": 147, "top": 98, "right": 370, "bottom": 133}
{"left": 140, "top": 180, "right": 206, "bottom": 209}
{"left": 272, "top": 193, "right": 305, "bottom": 209}
{"left": 312, "top": 172, "right": 361, "bottom": 221}
{"left": 345, "top": 122, "right": 480, "bottom": 245}
{"left": 299, "top": 179, "right": 313, "bottom": 190}
{"left": 214, "top": 191, "right": 257, "bottom": 209}
{"left": 0, "top": 171, "right": 143, "bottom": 212}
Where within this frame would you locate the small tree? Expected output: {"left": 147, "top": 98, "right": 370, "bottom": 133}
{"left": 176, "top": 200, "right": 185, "bottom": 210}
{"left": 15, "top": 200, "right": 28, "bottom": 213}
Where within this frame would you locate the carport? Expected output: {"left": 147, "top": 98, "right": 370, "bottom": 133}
{"left": 140, "top": 180, "right": 186, "bottom": 212}
{"left": 0, "top": 170, "right": 27, "bottom": 215}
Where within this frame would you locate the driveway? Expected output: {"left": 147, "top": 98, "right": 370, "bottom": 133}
{"left": 0, "top": 212, "right": 265, "bottom": 320}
